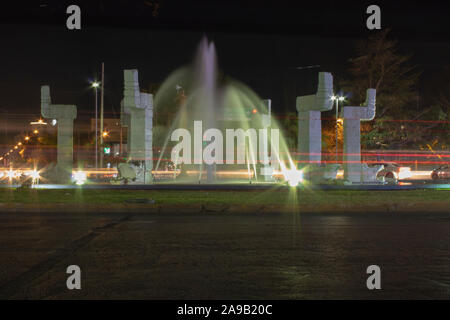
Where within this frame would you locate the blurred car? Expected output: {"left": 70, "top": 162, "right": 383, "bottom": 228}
{"left": 431, "top": 165, "right": 450, "bottom": 180}
{"left": 368, "top": 162, "right": 412, "bottom": 183}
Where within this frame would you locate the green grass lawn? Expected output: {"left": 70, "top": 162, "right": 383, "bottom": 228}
{"left": 0, "top": 187, "right": 448, "bottom": 213}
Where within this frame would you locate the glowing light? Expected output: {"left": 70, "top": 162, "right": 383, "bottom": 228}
{"left": 18, "top": 142, "right": 22, "bottom": 146}
{"left": 51, "top": 119, "right": 57, "bottom": 126}
{"left": 411, "top": 171, "right": 432, "bottom": 176}
{"left": 186, "top": 170, "right": 254, "bottom": 176}
{"left": 398, "top": 167, "right": 412, "bottom": 179}
{"left": 24, "top": 136, "right": 30, "bottom": 141}
{"left": 30, "top": 119, "right": 47, "bottom": 125}
{"left": 14, "top": 146, "right": 18, "bottom": 149}
{"left": 27, "top": 170, "right": 40, "bottom": 179}
{"left": 6, "top": 170, "right": 15, "bottom": 179}
{"left": 25, "top": 169, "right": 41, "bottom": 184}
{"left": 33, "top": 130, "right": 39, "bottom": 134}
{"left": 152, "top": 170, "right": 180, "bottom": 174}
{"left": 75, "top": 169, "right": 117, "bottom": 176}
{"left": 337, "top": 118, "right": 343, "bottom": 124}
{"left": 92, "top": 81, "right": 100, "bottom": 88}
{"left": 72, "top": 171, "right": 87, "bottom": 185}
{"left": 284, "top": 168, "right": 303, "bottom": 187}
{"left": 102, "top": 131, "right": 109, "bottom": 137}
{"left": 331, "top": 95, "right": 345, "bottom": 101}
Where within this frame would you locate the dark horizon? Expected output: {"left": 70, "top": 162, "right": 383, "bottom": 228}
{"left": 0, "top": 0, "right": 449, "bottom": 131}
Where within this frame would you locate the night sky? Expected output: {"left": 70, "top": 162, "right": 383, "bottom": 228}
{"left": 0, "top": 0, "right": 449, "bottom": 131}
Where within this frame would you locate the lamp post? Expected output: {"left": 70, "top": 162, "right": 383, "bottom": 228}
{"left": 331, "top": 95, "right": 345, "bottom": 163}
{"left": 92, "top": 81, "right": 100, "bottom": 169}
{"left": 100, "top": 63, "right": 105, "bottom": 168}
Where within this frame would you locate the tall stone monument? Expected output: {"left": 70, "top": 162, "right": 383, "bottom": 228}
{"left": 121, "top": 69, "right": 153, "bottom": 184}
{"left": 296, "top": 72, "right": 334, "bottom": 166}
{"left": 41, "top": 85, "right": 77, "bottom": 183}
{"left": 342, "top": 88, "right": 377, "bottom": 183}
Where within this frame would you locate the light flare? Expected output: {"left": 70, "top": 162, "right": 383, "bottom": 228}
{"left": 72, "top": 171, "right": 87, "bottom": 185}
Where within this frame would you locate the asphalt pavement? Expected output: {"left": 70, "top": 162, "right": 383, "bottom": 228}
{"left": 0, "top": 210, "right": 449, "bottom": 299}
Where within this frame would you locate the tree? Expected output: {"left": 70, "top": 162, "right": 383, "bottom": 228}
{"left": 344, "top": 29, "right": 420, "bottom": 118}
{"left": 342, "top": 29, "right": 428, "bottom": 149}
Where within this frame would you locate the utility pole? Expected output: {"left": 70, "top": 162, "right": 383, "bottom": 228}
{"left": 92, "top": 81, "right": 100, "bottom": 169}
{"left": 100, "top": 62, "right": 105, "bottom": 168}
{"left": 335, "top": 99, "right": 339, "bottom": 163}
{"left": 94, "top": 85, "right": 98, "bottom": 169}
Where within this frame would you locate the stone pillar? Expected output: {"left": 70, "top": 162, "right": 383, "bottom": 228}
{"left": 343, "top": 89, "right": 376, "bottom": 183}
{"left": 297, "top": 110, "right": 322, "bottom": 164}
{"left": 41, "top": 85, "right": 77, "bottom": 183}
{"left": 121, "top": 69, "right": 153, "bottom": 184}
{"left": 57, "top": 118, "right": 74, "bottom": 170}
{"left": 296, "top": 72, "right": 334, "bottom": 167}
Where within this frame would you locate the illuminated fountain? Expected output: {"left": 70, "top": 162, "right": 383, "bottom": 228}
{"left": 114, "top": 37, "right": 377, "bottom": 186}
{"left": 153, "top": 38, "right": 298, "bottom": 184}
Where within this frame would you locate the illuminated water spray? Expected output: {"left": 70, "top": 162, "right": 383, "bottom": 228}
{"left": 154, "top": 37, "right": 300, "bottom": 184}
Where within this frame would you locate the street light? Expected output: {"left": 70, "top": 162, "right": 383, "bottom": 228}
{"left": 92, "top": 81, "right": 100, "bottom": 169}
{"left": 331, "top": 95, "right": 345, "bottom": 163}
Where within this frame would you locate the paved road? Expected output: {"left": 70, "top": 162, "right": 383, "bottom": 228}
{"left": 0, "top": 210, "right": 449, "bottom": 299}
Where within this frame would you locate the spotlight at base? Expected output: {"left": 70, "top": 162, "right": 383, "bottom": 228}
{"left": 27, "top": 170, "right": 40, "bottom": 180}
{"left": 72, "top": 171, "right": 87, "bottom": 185}
{"left": 6, "top": 170, "right": 15, "bottom": 179}
{"left": 284, "top": 169, "right": 303, "bottom": 187}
